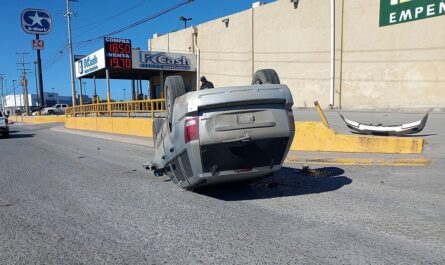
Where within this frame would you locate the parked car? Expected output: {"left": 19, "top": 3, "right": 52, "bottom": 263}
{"left": 0, "top": 110, "right": 9, "bottom": 138}
{"left": 42, "top": 104, "right": 69, "bottom": 115}
{"left": 145, "top": 69, "right": 295, "bottom": 189}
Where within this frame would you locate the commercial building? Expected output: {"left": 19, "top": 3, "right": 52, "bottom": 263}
{"left": 3, "top": 92, "right": 89, "bottom": 113}
{"left": 149, "top": 0, "right": 445, "bottom": 110}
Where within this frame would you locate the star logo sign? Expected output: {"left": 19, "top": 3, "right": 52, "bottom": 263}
{"left": 21, "top": 9, "right": 52, "bottom": 35}
{"left": 28, "top": 12, "right": 44, "bottom": 26}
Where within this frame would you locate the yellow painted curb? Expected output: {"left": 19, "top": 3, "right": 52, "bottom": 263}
{"left": 291, "top": 122, "right": 424, "bottom": 154}
{"left": 65, "top": 117, "right": 153, "bottom": 138}
{"left": 60, "top": 118, "right": 424, "bottom": 155}
{"left": 285, "top": 156, "right": 431, "bottom": 167}
{"left": 9, "top": 115, "right": 66, "bottom": 124}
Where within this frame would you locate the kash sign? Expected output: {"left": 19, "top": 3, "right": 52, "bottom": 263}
{"left": 380, "top": 0, "right": 445, "bottom": 27}
{"left": 134, "top": 51, "right": 197, "bottom": 71}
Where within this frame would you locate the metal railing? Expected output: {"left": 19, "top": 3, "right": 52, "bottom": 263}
{"left": 65, "top": 99, "right": 165, "bottom": 117}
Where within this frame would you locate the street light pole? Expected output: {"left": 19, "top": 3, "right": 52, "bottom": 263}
{"left": 82, "top": 81, "right": 87, "bottom": 102}
{"left": 179, "top": 16, "right": 192, "bottom": 28}
{"left": 4, "top": 77, "right": 8, "bottom": 113}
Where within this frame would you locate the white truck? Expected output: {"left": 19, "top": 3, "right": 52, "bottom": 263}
{"left": 42, "top": 104, "right": 69, "bottom": 115}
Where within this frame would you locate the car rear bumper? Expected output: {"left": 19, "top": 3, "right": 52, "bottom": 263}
{"left": 195, "top": 165, "right": 280, "bottom": 187}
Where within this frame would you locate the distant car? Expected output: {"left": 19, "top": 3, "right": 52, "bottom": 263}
{"left": 146, "top": 69, "right": 295, "bottom": 189}
{"left": 0, "top": 110, "right": 9, "bottom": 138}
{"left": 42, "top": 104, "right": 69, "bottom": 115}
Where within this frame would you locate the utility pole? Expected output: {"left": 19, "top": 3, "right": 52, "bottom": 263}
{"left": 12, "top": 80, "right": 17, "bottom": 113}
{"left": 0, "top": 74, "right": 5, "bottom": 112}
{"left": 17, "top": 52, "right": 31, "bottom": 115}
{"left": 65, "top": 0, "right": 78, "bottom": 107}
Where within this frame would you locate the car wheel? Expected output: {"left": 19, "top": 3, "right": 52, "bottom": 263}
{"left": 47, "top": 110, "right": 54, "bottom": 115}
{"left": 164, "top": 76, "right": 186, "bottom": 124}
{"left": 252, "top": 69, "right": 281, "bottom": 85}
{"left": 152, "top": 118, "right": 164, "bottom": 147}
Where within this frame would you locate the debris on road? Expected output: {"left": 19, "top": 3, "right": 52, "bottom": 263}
{"left": 340, "top": 113, "right": 429, "bottom": 136}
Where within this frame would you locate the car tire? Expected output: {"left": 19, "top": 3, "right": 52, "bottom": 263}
{"left": 164, "top": 76, "right": 186, "bottom": 124}
{"left": 252, "top": 69, "right": 281, "bottom": 85}
{"left": 152, "top": 118, "right": 164, "bottom": 146}
{"left": 47, "top": 110, "right": 54, "bottom": 115}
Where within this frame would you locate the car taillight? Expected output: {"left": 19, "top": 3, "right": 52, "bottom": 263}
{"left": 184, "top": 116, "right": 199, "bottom": 143}
{"left": 287, "top": 110, "right": 295, "bottom": 130}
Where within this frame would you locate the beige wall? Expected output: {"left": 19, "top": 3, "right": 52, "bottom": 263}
{"left": 341, "top": 0, "right": 445, "bottom": 109}
{"left": 150, "top": 0, "right": 445, "bottom": 109}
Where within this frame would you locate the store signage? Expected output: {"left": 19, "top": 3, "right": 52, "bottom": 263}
{"left": 21, "top": 9, "right": 52, "bottom": 34}
{"left": 32, "top": 39, "right": 44, "bottom": 50}
{"left": 104, "top": 37, "right": 132, "bottom": 69}
{"left": 75, "top": 49, "right": 105, "bottom": 78}
{"left": 134, "top": 51, "right": 197, "bottom": 71}
{"left": 380, "top": 0, "right": 445, "bottom": 27}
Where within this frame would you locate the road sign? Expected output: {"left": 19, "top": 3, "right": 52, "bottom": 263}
{"left": 32, "top": 39, "right": 45, "bottom": 50}
{"left": 74, "top": 55, "right": 87, "bottom": 62}
{"left": 21, "top": 9, "right": 52, "bottom": 35}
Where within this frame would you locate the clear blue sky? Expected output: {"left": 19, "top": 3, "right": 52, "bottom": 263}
{"left": 0, "top": 0, "right": 273, "bottom": 101}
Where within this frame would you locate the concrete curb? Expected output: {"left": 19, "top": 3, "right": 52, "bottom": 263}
{"left": 17, "top": 115, "right": 425, "bottom": 155}
{"left": 292, "top": 122, "right": 424, "bottom": 154}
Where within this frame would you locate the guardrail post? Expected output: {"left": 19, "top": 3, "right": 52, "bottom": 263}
{"left": 151, "top": 101, "right": 154, "bottom": 118}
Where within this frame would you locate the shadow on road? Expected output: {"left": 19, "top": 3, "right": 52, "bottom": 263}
{"left": 4, "top": 133, "right": 35, "bottom": 139}
{"left": 195, "top": 167, "right": 352, "bottom": 201}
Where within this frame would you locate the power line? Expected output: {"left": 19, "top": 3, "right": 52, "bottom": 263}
{"left": 73, "top": 0, "right": 151, "bottom": 37}
{"left": 43, "top": 0, "right": 194, "bottom": 71}
{"left": 73, "top": 0, "right": 194, "bottom": 46}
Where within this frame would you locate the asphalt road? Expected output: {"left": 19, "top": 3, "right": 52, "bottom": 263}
{"left": 1, "top": 122, "right": 444, "bottom": 264}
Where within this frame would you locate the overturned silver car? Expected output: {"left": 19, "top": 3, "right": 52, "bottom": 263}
{"left": 146, "top": 69, "right": 295, "bottom": 189}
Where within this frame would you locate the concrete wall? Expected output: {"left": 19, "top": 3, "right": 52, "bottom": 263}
{"left": 341, "top": 0, "right": 445, "bottom": 109}
{"left": 150, "top": 0, "right": 445, "bottom": 110}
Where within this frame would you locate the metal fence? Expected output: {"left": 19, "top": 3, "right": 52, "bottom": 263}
{"left": 65, "top": 99, "right": 165, "bottom": 117}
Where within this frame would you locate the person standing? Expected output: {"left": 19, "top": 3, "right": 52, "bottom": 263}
{"left": 200, "top": 76, "right": 214, "bottom": 89}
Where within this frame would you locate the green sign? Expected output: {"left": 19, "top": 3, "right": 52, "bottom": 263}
{"left": 380, "top": 0, "right": 445, "bottom": 27}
